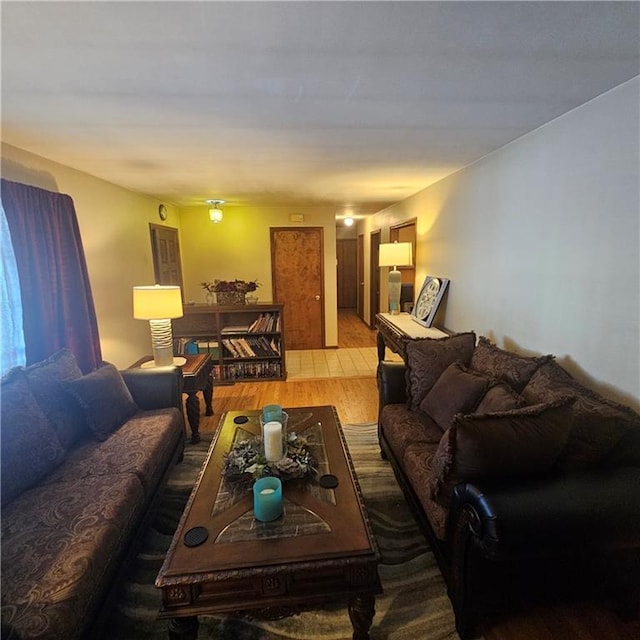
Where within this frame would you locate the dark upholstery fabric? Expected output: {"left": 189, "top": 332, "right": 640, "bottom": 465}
{"left": 402, "top": 443, "right": 449, "bottom": 540}
{"left": 1, "top": 369, "right": 66, "bottom": 506}
{"left": 523, "top": 360, "right": 640, "bottom": 470}
{"left": 1, "top": 473, "right": 145, "bottom": 640}
{"left": 44, "top": 408, "right": 184, "bottom": 496}
{"left": 475, "top": 382, "right": 525, "bottom": 414}
{"left": 24, "top": 348, "right": 86, "bottom": 450}
{"left": 420, "top": 362, "right": 491, "bottom": 431}
{"left": 66, "top": 363, "right": 138, "bottom": 441}
{"left": 430, "top": 397, "right": 575, "bottom": 505}
{"left": 380, "top": 404, "right": 443, "bottom": 461}
{"left": 470, "top": 336, "right": 550, "bottom": 392}
{"left": 405, "top": 332, "right": 476, "bottom": 412}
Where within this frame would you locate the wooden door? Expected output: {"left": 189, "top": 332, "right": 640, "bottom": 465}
{"left": 271, "top": 227, "right": 324, "bottom": 350}
{"left": 336, "top": 238, "right": 357, "bottom": 308}
{"left": 357, "top": 234, "right": 364, "bottom": 321}
{"left": 150, "top": 224, "right": 184, "bottom": 290}
{"left": 390, "top": 219, "right": 417, "bottom": 290}
{"left": 369, "top": 230, "right": 381, "bottom": 326}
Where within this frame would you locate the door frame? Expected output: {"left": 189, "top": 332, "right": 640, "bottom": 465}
{"left": 369, "top": 229, "right": 381, "bottom": 327}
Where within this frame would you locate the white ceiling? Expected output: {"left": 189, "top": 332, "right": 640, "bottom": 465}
{"left": 2, "top": 1, "right": 639, "bottom": 219}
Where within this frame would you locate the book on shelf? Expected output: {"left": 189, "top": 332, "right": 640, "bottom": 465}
{"left": 221, "top": 324, "right": 251, "bottom": 334}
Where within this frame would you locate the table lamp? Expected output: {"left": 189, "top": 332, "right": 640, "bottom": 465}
{"left": 379, "top": 242, "right": 413, "bottom": 315}
{"left": 133, "top": 285, "right": 184, "bottom": 367}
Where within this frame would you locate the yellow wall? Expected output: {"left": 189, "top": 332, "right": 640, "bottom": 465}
{"left": 1, "top": 144, "right": 340, "bottom": 365}
{"left": 179, "top": 203, "right": 338, "bottom": 346}
{"left": 2, "top": 143, "right": 181, "bottom": 368}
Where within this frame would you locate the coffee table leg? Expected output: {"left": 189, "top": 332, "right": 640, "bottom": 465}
{"left": 185, "top": 392, "right": 201, "bottom": 444}
{"left": 348, "top": 594, "right": 375, "bottom": 639}
{"left": 168, "top": 615, "right": 198, "bottom": 639}
{"left": 203, "top": 374, "right": 214, "bottom": 416}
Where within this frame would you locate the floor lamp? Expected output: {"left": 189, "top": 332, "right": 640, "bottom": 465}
{"left": 133, "top": 285, "right": 185, "bottom": 367}
{"left": 379, "top": 242, "right": 413, "bottom": 315}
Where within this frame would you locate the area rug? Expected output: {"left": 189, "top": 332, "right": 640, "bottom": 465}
{"left": 103, "top": 423, "right": 462, "bottom": 639}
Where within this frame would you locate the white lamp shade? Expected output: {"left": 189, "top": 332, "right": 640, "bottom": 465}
{"left": 379, "top": 242, "right": 413, "bottom": 268}
{"left": 133, "top": 285, "right": 183, "bottom": 320}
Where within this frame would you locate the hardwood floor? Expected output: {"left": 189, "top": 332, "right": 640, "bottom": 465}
{"left": 193, "top": 308, "right": 640, "bottom": 640}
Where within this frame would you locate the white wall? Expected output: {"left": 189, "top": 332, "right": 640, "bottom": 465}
{"left": 364, "top": 78, "right": 640, "bottom": 409}
{"left": 1, "top": 143, "right": 180, "bottom": 369}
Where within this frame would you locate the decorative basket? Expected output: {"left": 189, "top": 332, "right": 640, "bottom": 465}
{"left": 216, "top": 291, "right": 246, "bottom": 305}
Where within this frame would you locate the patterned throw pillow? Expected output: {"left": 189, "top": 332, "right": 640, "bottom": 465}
{"left": 420, "top": 362, "right": 491, "bottom": 431}
{"left": 1, "top": 368, "right": 66, "bottom": 505}
{"left": 470, "top": 336, "right": 551, "bottom": 392}
{"left": 24, "top": 348, "right": 86, "bottom": 449}
{"left": 523, "top": 359, "right": 639, "bottom": 470}
{"left": 475, "top": 382, "right": 525, "bottom": 414}
{"left": 66, "top": 363, "right": 139, "bottom": 441}
{"left": 429, "top": 396, "right": 575, "bottom": 506}
{"left": 405, "top": 332, "right": 476, "bottom": 412}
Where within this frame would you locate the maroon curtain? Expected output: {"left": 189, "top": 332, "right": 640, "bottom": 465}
{"left": 1, "top": 179, "right": 102, "bottom": 373}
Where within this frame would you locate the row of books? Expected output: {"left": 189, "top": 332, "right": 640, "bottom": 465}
{"left": 247, "top": 312, "right": 281, "bottom": 333}
{"left": 222, "top": 336, "right": 280, "bottom": 359}
{"left": 213, "top": 361, "right": 283, "bottom": 380}
{"left": 174, "top": 338, "right": 219, "bottom": 357}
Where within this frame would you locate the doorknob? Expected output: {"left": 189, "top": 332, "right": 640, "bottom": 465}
{"left": 314, "top": 295, "right": 321, "bottom": 301}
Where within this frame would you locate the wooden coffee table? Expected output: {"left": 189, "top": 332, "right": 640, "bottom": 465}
{"left": 155, "top": 405, "right": 381, "bottom": 639}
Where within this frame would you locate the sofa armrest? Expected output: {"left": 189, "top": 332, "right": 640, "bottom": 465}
{"left": 449, "top": 467, "right": 640, "bottom": 561}
{"left": 377, "top": 361, "right": 408, "bottom": 407}
{"left": 120, "top": 366, "right": 184, "bottom": 412}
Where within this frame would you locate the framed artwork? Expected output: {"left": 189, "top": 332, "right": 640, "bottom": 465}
{"left": 411, "top": 276, "right": 450, "bottom": 327}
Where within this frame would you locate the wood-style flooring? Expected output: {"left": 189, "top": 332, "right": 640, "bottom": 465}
{"left": 196, "top": 308, "right": 640, "bottom": 640}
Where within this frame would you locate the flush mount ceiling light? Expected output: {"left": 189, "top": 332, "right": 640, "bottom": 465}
{"left": 205, "top": 199, "right": 225, "bottom": 223}
{"left": 344, "top": 217, "right": 354, "bottom": 227}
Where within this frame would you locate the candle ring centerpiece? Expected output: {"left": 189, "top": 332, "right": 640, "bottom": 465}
{"left": 222, "top": 431, "right": 316, "bottom": 484}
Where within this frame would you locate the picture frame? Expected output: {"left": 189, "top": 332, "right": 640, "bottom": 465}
{"left": 410, "top": 276, "right": 450, "bottom": 327}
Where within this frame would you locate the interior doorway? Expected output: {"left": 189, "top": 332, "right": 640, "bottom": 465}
{"left": 149, "top": 224, "right": 184, "bottom": 291}
{"left": 336, "top": 238, "right": 357, "bottom": 308}
{"left": 271, "top": 227, "right": 325, "bottom": 350}
{"left": 369, "top": 230, "right": 381, "bottom": 327}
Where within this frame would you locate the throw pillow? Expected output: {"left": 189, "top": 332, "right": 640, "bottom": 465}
{"left": 66, "top": 363, "right": 139, "bottom": 441}
{"left": 523, "top": 360, "right": 639, "bottom": 470}
{"left": 475, "top": 382, "right": 525, "bottom": 414}
{"left": 24, "top": 348, "right": 86, "bottom": 449}
{"left": 405, "top": 332, "right": 476, "bottom": 412}
{"left": 430, "top": 396, "right": 575, "bottom": 506}
{"left": 420, "top": 362, "right": 491, "bottom": 431}
{"left": 1, "top": 368, "right": 66, "bottom": 505}
{"left": 470, "top": 336, "right": 551, "bottom": 392}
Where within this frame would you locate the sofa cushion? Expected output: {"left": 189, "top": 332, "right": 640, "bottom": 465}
{"left": 66, "top": 363, "right": 138, "bottom": 441}
{"left": 470, "top": 336, "right": 550, "bottom": 392}
{"left": 44, "top": 408, "right": 184, "bottom": 496}
{"left": 1, "top": 369, "right": 66, "bottom": 506}
{"left": 1, "top": 473, "right": 145, "bottom": 640}
{"left": 380, "top": 404, "right": 443, "bottom": 461}
{"left": 475, "top": 382, "right": 525, "bottom": 414}
{"left": 405, "top": 332, "right": 476, "bottom": 412}
{"left": 24, "top": 348, "right": 86, "bottom": 450}
{"left": 523, "top": 360, "right": 639, "bottom": 470}
{"left": 430, "top": 397, "right": 575, "bottom": 505}
{"left": 420, "top": 362, "right": 491, "bottom": 431}
{"left": 402, "top": 443, "right": 449, "bottom": 540}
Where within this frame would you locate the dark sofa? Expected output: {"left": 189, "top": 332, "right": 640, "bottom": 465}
{"left": 377, "top": 333, "right": 640, "bottom": 639}
{"left": 1, "top": 349, "right": 186, "bottom": 639}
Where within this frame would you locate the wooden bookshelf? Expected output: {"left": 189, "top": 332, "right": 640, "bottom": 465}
{"left": 172, "top": 303, "right": 286, "bottom": 384}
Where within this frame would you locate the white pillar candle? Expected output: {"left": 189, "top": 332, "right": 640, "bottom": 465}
{"left": 263, "top": 421, "right": 283, "bottom": 462}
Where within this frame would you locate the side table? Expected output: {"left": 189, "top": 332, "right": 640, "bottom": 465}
{"left": 129, "top": 354, "right": 214, "bottom": 444}
{"left": 375, "top": 312, "right": 449, "bottom": 362}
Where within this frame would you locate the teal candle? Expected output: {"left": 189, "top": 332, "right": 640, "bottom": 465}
{"left": 253, "top": 477, "right": 283, "bottom": 522}
{"left": 262, "top": 404, "right": 283, "bottom": 423}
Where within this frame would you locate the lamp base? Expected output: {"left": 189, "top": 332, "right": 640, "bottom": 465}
{"left": 388, "top": 268, "right": 402, "bottom": 315}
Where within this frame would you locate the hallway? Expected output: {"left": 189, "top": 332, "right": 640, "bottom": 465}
{"left": 285, "top": 309, "right": 400, "bottom": 380}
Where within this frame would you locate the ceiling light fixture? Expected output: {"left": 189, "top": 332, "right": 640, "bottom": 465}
{"left": 206, "top": 199, "right": 225, "bottom": 223}
{"left": 344, "top": 217, "right": 354, "bottom": 227}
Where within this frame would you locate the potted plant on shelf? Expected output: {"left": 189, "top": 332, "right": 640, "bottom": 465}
{"left": 201, "top": 279, "right": 260, "bottom": 305}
